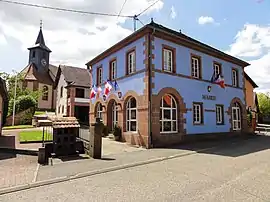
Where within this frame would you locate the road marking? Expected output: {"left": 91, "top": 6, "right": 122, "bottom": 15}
{"left": 32, "top": 163, "right": 40, "bottom": 183}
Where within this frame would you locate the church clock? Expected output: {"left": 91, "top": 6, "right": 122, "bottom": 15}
{"left": 41, "top": 59, "right": 47, "bottom": 67}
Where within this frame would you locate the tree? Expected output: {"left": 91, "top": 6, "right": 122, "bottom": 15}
{"left": 0, "top": 71, "right": 41, "bottom": 116}
{"left": 257, "top": 92, "right": 270, "bottom": 116}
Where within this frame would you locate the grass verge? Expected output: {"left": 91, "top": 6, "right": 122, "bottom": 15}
{"left": 19, "top": 130, "right": 53, "bottom": 143}
{"left": 3, "top": 125, "right": 34, "bottom": 130}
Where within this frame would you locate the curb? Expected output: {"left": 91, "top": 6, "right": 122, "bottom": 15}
{"left": 0, "top": 148, "right": 38, "bottom": 156}
{"left": 0, "top": 135, "right": 257, "bottom": 195}
{"left": 0, "top": 147, "right": 213, "bottom": 196}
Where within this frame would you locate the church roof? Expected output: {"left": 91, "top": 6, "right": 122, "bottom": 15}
{"left": 48, "top": 64, "right": 58, "bottom": 82}
{"left": 23, "top": 63, "right": 54, "bottom": 85}
{"left": 28, "top": 28, "right": 51, "bottom": 52}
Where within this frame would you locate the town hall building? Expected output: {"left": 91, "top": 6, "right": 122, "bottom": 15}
{"left": 86, "top": 20, "right": 251, "bottom": 148}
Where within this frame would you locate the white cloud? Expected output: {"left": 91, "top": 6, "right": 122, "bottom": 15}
{"left": 226, "top": 23, "right": 270, "bottom": 58}
{"left": 198, "top": 16, "right": 215, "bottom": 25}
{"left": 0, "top": 0, "right": 164, "bottom": 68}
{"left": 227, "top": 23, "right": 270, "bottom": 92}
{"left": 170, "top": 6, "right": 177, "bottom": 19}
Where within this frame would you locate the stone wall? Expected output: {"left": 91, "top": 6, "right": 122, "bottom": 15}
{"left": 5, "top": 108, "right": 34, "bottom": 126}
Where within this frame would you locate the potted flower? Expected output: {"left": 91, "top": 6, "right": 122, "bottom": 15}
{"left": 113, "top": 124, "right": 122, "bottom": 141}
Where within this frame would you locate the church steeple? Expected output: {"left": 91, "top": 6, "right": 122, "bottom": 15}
{"left": 28, "top": 20, "right": 51, "bottom": 70}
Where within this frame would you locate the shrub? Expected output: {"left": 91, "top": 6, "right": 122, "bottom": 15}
{"left": 113, "top": 124, "right": 122, "bottom": 141}
{"left": 8, "top": 95, "right": 37, "bottom": 115}
{"left": 103, "top": 125, "right": 109, "bottom": 137}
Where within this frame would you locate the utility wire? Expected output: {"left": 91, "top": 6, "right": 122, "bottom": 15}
{"left": 0, "top": 0, "right": 134, "bottom": 18}
{"left": 137, "top": 0, "right": 161, "bottom": 17}
{"left": 117, "top": 0, "right": 129, "bottom": 19}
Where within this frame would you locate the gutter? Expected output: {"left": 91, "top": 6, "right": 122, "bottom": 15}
{"left": 148, "top": 28, "right": 155, "bottom": 148}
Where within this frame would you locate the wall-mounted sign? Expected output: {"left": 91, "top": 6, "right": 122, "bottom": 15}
{"left": 202, "top": 94, "right": 216, "bottom": 101}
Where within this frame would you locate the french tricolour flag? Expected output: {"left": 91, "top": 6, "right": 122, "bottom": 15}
{"left": 104, "top": 81, "right": 113, "bottom": 96}
{"left": 90, "top": 85, "right": 97, "bottom": 99}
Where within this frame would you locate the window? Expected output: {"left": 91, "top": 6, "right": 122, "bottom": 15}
{"left": 75, "top": 88, "right": 85, "bottom": 98}
{"left": 160, "top": 94, "right": 177, "bottom": 133}
{"left": 216, "top": 105, "right": 224, "bottom": 125}
{"left": 232, "top": 102, "right": 241, "bottom": 130}
{"left": 193, "top": 103, "right": 203, "bottom": 124}
{"left": 67, "top": 89, "right": 70, "bottom": 98}
{"left": 58, "top": 106, "right": 61, "bottom": 114}
{"left": 96, "top": 103, "right": 103, "bottom": 120}
{"left": 112, "top": 101, "right": 118, "bottom": 128}
{"left": 32, "top": 51, "right": 36, "bottom": 58}
{"left": 126, "top": 97, "right": 137, "bottom": 132}
{"left": 109, "top": 59, "right": 117, "bottom": 80}
{"left": 163, "top": 49, "right": 173, "bottom": 72}
{"left": 191, "top": 55, "right": 201, "bottom": 79}
{"left": 214, "top": 62, "right": 221, "bottom": 77}
{"left": 42, "top": 85, "right": 49, "bottom": 101}
{"left": 97, "top": 66, "right": 103, "bottom": 86}
{"left": 232, "top": 69, "right": 238, "bottom": 87}
{"left": 60, "top": 86, "right": 63, "bottom": 98}
{"left": 126, "top": 50, "right": 136, "bottom": 75}
{"left": 62, "top": 105, "right": 64, "bottom": 114}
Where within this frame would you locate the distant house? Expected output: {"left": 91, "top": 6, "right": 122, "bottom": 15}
{"left": 244, "top": 72, "right": 259, "bottom": 127}
{"left": 54, "top": 65, "right": 91, "bottom": 124}
{"left": 0, "top": 77, "right": 8, "bottom": 135}
{"left": 86, "top": 20, "right": 250, "bottom": 148}
{"left": 20, "top": 24, "right": 57, "bottom": 111}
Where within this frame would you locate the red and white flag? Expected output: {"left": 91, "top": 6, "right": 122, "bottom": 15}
{"left": 90, "top": 86, "right": 97, "bottom": 99}
{"left": 215, "top": 75, "right": 225, "bottom": 88}
{"left": 104, "top": 81, "right": 113, "bottom": 96}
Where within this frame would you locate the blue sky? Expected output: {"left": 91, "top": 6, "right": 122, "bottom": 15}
{"left": 0, "top": 0, "right": 269, "bottom": 91}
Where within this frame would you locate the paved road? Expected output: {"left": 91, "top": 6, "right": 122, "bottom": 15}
{"left": 1, "top": 135, "right": 270, "bottom": 202}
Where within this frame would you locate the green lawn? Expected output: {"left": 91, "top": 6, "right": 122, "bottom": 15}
{"left": 34, "top": 111, "right": 46, "bottom": 115}
{"left": 3, "top": 125, "right": 34, "bottom": 130}
{"left": 19, "top": 130, "right": 53, "bottom": 142}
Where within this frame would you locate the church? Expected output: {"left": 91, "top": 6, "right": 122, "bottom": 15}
{"left": 20, "top": 23, "right": 58, "bottom": 111}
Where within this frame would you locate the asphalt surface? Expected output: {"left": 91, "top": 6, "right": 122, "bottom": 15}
{"left": 1, "top": 135, "right": 270, "bottom": 202}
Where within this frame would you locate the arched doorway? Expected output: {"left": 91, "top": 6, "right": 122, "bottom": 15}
{"left": 107, "top": 100, "right": 119, "bottom": 131}
{"left": 232, "top": 102, "right": 241, "bottom": 131}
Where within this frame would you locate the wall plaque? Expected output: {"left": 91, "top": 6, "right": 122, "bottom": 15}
{"left": 202, "top": 95, "right": 216, "bottom": 101}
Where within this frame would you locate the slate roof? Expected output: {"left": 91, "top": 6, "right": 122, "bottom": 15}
{"left": 48, "top": 64, "right": 58, "bottom": 82}
{"left": 28, "top": 28, "right": 51, "bottom": 52}
{"left": 57, "top": 65, "right": 91, "bottom": 88}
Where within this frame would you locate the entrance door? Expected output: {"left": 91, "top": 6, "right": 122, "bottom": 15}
{"left": 232, "top": 105, "right": 241, "bottom": 130}
{"left": 112, "top": 101, "right": 118, "bottom": 129}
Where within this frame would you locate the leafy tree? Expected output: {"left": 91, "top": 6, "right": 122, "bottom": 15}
{"left": 0, "top": 71, "right": 41, "bottom": 116}
{"left": 257, "top": 92, "right": 270, "bottom": 116}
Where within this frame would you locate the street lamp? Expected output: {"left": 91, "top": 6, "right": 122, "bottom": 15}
{"left": 12, "top": 70, "right": 18, "bottom": 126}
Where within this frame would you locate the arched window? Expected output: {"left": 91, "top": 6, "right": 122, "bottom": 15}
{"left": 126, "top": 97, "right": 137, "bottom": 132}
{"left": 42, "top": 85, "right": 49, "bottom": 101}
{"left": 232, "top": 102, "right": 241, "bottom": 130}
{"left": 160, "top": 94, "right": 177, "bottom": 133}
{"left": 96, "top": 102, "right": 103, "bottom": 120}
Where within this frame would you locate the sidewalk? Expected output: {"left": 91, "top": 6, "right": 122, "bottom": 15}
{"left": 36, "top": 138, "right": 243, "bottom": 182}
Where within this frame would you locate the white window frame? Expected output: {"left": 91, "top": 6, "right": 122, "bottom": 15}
{"left": 191, "top": 57, "right": 200, "bottom": 78}
{"left": 126, "top": 97, "right": 137, "bottom": 132}
{"left": 97, "top": 67, "right": 102, "bottom": 86}
{"left": 160, "top": 94, "right": 178, "bottom": 133}
{"left": 216, "top": 105, "right": 224, "bottom": 124}
{"left": 232, "top": 69, "right": 238, "bottom": 87}
{"left": 163, "top": 48, "right": 173, "bottom": 72}
{"left": 193, "top": 103, "right": 202, "bottom": 124}
{"left": 127, "top": 51, "right": 135, "bottom": 74}
{"left": 110, "top": 60, "right": 117, "bottom": 80}
{"left": 232, "top": 103, "right": 241, "bottom": 130}
{"left": 96, "top": 103, "right": 103, "bottom": 120}
{"left": 214, "top": 63, "right": 221, "bottom": 77}
{"left": 112, "top": 101, "right": 118, "bottom": 128}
